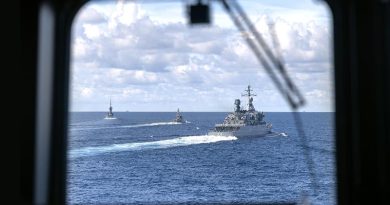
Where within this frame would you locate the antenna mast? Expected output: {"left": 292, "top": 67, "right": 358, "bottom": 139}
{"left": 242, "top": 85, "right": 256, "bottom": 111}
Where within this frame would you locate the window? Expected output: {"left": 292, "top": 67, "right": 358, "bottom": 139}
{"left": 67, "top": 0, "right": 334, "bottom": 204}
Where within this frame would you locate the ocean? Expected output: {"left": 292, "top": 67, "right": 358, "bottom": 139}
{"left": 67, "top": 112, "right": 335, "bottom": 204}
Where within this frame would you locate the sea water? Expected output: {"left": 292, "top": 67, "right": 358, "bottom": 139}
{"left": 67, "top": 112, "right": 335, "bottom": 204}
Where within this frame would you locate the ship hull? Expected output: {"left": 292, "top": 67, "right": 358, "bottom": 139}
{"left": 208, "top": 125, "right": 271, "bottom": 137}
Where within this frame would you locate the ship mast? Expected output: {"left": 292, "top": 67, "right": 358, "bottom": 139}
{"left": 242, "top": 85, "right": 256, "bottom": 111}
{"left": 109, "top": 98, "right": 113, "bottom": 115}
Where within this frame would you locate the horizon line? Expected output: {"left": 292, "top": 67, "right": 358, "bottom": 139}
{"left": 69, "top": 111, "right": 334, "bottom": 113}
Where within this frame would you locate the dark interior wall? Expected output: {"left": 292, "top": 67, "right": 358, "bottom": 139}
{"left": 326, "top": 0, "right": 390, "bottom": 203}
{"left": 19, "top": 1, "right": 86, "bottom": 204}
{"left": 20, "top": 0, "right": 39, "bottom": 204}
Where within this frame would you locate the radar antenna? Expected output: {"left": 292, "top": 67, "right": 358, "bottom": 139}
{"left": 242, "top": 85, "right": 256, "bottom": 111}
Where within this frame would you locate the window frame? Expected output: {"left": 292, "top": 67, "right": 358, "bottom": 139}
{"left": 24, "top": 0, "right": 390, "bottom": 204}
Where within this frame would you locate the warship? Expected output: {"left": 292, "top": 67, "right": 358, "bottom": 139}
{"left": 173, "top": 108, "right": 185, "bottom": 123}
{"left": 208, "top": 85, "right": 272, "bottom": 137}
{"left": 105, "top": 98, "right": 116, "bottom": 119}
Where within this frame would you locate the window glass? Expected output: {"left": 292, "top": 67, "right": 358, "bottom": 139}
{"left": 68, "top": 1, "right": 334, "bottom": 204}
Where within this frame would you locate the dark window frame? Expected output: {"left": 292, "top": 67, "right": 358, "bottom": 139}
{"left": 20, "top": 0, "right": 390, "bottom": 204}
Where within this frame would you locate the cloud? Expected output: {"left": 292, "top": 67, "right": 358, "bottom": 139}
{"left": 76, "top": 6, "right": 106, "bottom": 24}
{"left": 80, "top": 87, "right": 93, "bottom": 97}
{"left": 70, "top": 1, "right": 333, "bottom": 112}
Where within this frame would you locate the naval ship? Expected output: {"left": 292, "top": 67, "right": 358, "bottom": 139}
{"left": 105, "top": 99, "right": 115, "bottom": 119}
{"left": 208, "top": 85, "right": 272, "bottom": 137}
{"left": 173, "top": 108, "right": 185, "bottom": 123}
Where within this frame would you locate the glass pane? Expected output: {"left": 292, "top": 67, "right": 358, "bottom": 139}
{"left": 68, "top": 0, "right": 334, "bottom": 204}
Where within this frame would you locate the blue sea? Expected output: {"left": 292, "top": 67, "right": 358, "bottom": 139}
{"left": 67, "top": 112, "right": 335, "bottom": 204}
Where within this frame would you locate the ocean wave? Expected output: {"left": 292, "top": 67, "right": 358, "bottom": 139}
{"left": 69, "top": 135, "right": 237, "bottom": 158}
{"left": 266, "top": 132, "right": 288, "bottom": 137}
{"left": 279, "top": 132, "right": 288, "bottom": 137}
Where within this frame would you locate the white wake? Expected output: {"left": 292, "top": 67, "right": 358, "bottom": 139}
{"left": 279, "top": 132, "right": 288, "bottom": 137}
{"left": 71, "top": 122, "right": 181, "bottom": 131}
{"left": 266, "top": 132, "right": 288, "bottom": 137}
{"left": 69, "top": 135, "right": 237, "bottom": 158}
{"left": 104, "top": 117, "right": 117, "bottom": 120}
{"left": 121, "top": 122, "right": 181, "bottom": 128}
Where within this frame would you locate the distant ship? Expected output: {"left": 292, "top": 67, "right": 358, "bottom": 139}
{"left": 173, "top": 108, "right": 185, "bottom": 123}
{"left": 208, "top": 85, "right": 272, "bottom": 137}
{"left": 105, "top": 98, "right": 116, "bottom": 119}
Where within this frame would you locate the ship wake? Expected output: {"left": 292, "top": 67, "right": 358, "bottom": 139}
{"left": 104, "top": 117, "right": 117, "bottom": 120}
{"left": 266, "top": 132, "right": 288, "bottom": 137}
{"left": 122, "top": 122, "right": 181, "bottom": 128}
{"left": 69, "top": 135, "right": 237, "bottom": 158}
{"left": 71, "top": 122, "right": 181, "bottom": 131}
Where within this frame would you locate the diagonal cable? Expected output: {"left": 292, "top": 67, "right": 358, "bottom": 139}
{"left": 220, "top": 0, "right": 318, "bottom": 196}
{"left": 220, "top": 0, "right": 305, "bottom": 109}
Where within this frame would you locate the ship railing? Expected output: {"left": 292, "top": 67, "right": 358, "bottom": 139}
{"left": 215, "top": 123, "right": 244, "bottom": 127}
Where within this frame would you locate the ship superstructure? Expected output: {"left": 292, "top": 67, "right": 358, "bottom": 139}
{"left": 173, "top": 108, "right": 185, "bottom": 123}
{"left": 105, "top": 98, "right": 115, "bottom": 119}
{"left": 208, "top": 85, "right": 272, "bottom": 137}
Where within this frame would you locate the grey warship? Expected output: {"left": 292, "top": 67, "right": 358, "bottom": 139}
{"left": 105, "top": 98, "right": 116, "bottom": 119}
{"left": 173, "top": 108, "right": 185, "bottom": 123}
{"left": 208, "top": 85, "right": 272, "bottom": 137}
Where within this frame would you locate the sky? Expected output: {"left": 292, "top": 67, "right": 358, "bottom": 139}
{"left": 70, "top": 0, "right": 333, "bottom": 112}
